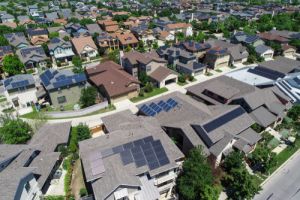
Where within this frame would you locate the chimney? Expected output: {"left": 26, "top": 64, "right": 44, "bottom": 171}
{"left": 120, "top": 50, "right": 124, "bottom": 68}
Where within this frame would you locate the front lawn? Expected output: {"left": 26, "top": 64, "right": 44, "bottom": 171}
{"left": 130, "top": 87, "right": 168, "bottom": 103}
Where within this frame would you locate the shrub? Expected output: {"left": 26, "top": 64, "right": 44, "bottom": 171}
{"left": 178, "top": 74, "right": 186, "bottom": 83}
{"left": 139, "top": 88, "right": 145, "bottom": 97}
{"left": 80, "top": 188, "right": 88, "bottom": 197}
{"left": 144, "top": 82, "right": 153, "bottom": 93}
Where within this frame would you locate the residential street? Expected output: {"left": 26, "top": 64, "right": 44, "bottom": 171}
{"left": 254, "top": 150, "right": 300, "bottom": 200}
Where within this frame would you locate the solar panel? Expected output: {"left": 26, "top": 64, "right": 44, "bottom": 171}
{"left": 149, "top": 102, "right": 163, "bottom": 113}
{"left": 135, "top": 158, "right": 147, "bottom": 167}
{"left": 40, "top": 73, "right": 50, "bottom": 86}
{"left": 166, "top": 98, "right": 178, "bottom": 108}
{"left": 133, "top": 139, "right": 145, "bottom": 147}
{"left": 248, "top": 67, "right": 284, "bottom": 80}
{"left": 293, "top": 77, "right": 300, "bottom": 85}
{"left": 112, "top": 145, "right": 124, "bottom": 154}
{"left": 123, "top": 142, "right": 134, "bottom": 149}
{"left": 158, "top": 100, "right": 172, "bottom": 111}
{"left": 203, "top": 107, "right": 245, "bottom": 133}
{"left": 148, "top": 161, "right": 160, "bottom": 170}
{"left": 143, "top": 136, "right": 153, "bottom": 143}
{"left": 120, "top": 150, "right": 134, "bottom": 165}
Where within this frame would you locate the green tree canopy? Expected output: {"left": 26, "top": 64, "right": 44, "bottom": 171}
{"left": 2, "top": 55, "right": 24, "bottom": 75}
{"left": 79, "top": 87, "right": 97, "bottom": 108}
{"left": 0, "top": 35, "right": 9, "bottom": 46}
{"left": 222, "top": 151, "right": 244, "bottom": 172}
{"left": 108, "top": 49, "right": 120, "bottom": 64}
{"left": 249, "top": 145, "right": 277, "bottom": 174}
{"left": 287, "top": 104, "right": 300, "bottom": 121}
{"left": 0, "top": 117, "right": 33, "bottom": 144}
{"left": 72, "top": 56, "right": 83, "bottom": 73}
{"left": 224, "top": 167, "right": 261, "bottom": 200}
{"left": 177, "top": 147, "right": 219, "bottom": 200}
{"left": 76, "top": 124, "right": 91, "bottom": 142}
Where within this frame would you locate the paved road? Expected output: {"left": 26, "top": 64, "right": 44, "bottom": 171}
{"left": 254, "top": 150, "right": 300, "bottom": 200}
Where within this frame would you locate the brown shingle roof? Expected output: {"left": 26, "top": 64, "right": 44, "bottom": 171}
{"left": 71, "top": 36, "right": 97, "bottom": 54}
{"left": 166, "top": 23, "right": 191, "bottom": 30}
{"left": 86, "top": 61, "right": 140, "bottom": 98}
{"left": 149, "top": 66, "right": 177, "bottom": 82}
{"left": 116, "top": 32, "right": 138, "bottom": 45}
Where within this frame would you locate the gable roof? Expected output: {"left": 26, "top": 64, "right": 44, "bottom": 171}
{"left": 149, "top": 66, "right": 177, "bottom": 82}
{"left": 71, "top": 36, "right": 97, "bottom": 54}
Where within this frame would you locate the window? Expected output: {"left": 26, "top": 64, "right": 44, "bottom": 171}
{"left": 25, "top": 181, "right": 31, "bottom": 193}
{"left": 57, "top": 96, "right": 66, "bottom": 104}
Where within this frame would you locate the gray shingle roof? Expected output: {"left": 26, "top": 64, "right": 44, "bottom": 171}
{"left": 3, "top": 74, "right": 35, "bottom": 91}
{"left": 259, "top": 56, "right": 300, "bottom": 74}
{"left": 4, "top": 32, "right": 29, "bottom": 48}
{"left": 0, "top": 122, "right": 71, "bottom": 197}
{"left": 80, "top": 111, "right": 184, "bottom": 200}
{"left": 16, "top": 46, "right": 48, "bottom": 64}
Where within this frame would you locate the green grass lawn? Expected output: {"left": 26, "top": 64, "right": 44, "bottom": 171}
{"left": 215, "top": 69, "right": 223, "bottom": 73}
{"left": 269, "top": 138, "right": 300, "bottom": 174}
{"left": 130, "top": 87, "right": 168, "bottom": 103}
{"left": 21, "top": 104, "right": 116, "bottom": 120}
{"left": 205, "top": 72, "right": 214, "bottom": 76}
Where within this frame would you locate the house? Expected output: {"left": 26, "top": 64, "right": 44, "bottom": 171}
{"left": 165, "top": 22, "right": 193, "bottom": 37}
{"left": 45, "top": 12, "right": 59, "bottom": 21}
{"left": 157, "top": 46, "right": 206, "bottom": 75}
{"left": 97, "top": 32, "right": 119, "bottom": 52}
{"left": 4, "top": 32, "right": 30, "bottom": 49}
{"left": 255, "top": 45, "right": 274, "bottom": 61}
{"left": 0, "top": 122, "right": 71, "bottom": 197}
{"left": 47, "top": 26, "right": 70, "bottom": 38}
{"left": 204, "top": 47, "right": 230, "bottom": 70}
{"left": 180, "top": 41, "right": 211, "bottom": 59}
{"left": 115, "top": 32, "right": 139, "bottom": 49}
{"left": 206, "top": 39, "right": 249, "bottom": 65}
{"left": 1, "top": 21, "right": 17, "bottom": 28}
{"left": 138, "top": 92, "right": 261, "bottom": 166}
{"left": 79, "top": 110, "right": 184, "bottom": 200}
{"left": 85, "top": 23, "right": 102, "bottom": 35}
{"left": 98, "top": 20, "right": 119, "bottom": 33}
{"left": 48, "top": 38, "right": 75, "bottom": 65}
{"left": 232, "top": 31, "right": 265, "bottom": 47}
{"left": 26, "top": 28, "right": 49, "bottom": 45}
{"left": 122, "top": 51, "right": 177, "bottom": 87}
{"left": 65, "top": 23, "right": 88, "bottom": 37}
{"left": 275, "top": 72, "right": 300, "bottom": 103}
{"left": 159, "top": 31, "right": 175, "bottom": 42}
{"left": 258, "top": 31, "right": 290, "bottom": 44}
{"left": 282, "top": 44, "right": 296, "bottom": 58}
{"left": 53, "top": 18, "right": 68, "bottom": 26}
{"left": 0, "top": 45, "right": 13, "bottom": 62}
{"left": 131, "top": 24, "right": 156, "bottom": 46}
{"left": 17, "top": 15, "right": 35, "bottom": 27}
{"left": 3, "top": 74, "right": 37, "bottom": 114}
{"left": 28, "top": 5, "right": 40, "bottom": 17}
{"left": 186, "top": 75, "right": 292, "bottom": 128}
{"left": 40, "top": 69, "right": 87, "bottom": 107}
{"left": 86, "top": 61, "right": 140, "bottom": 103}
{"left": 71, "top": 36, "right": 98, "bottom": 60}
{"left": 59, "top": 8, "right": 73, "bottom": 19}
{"left": 0, "top": 13, "right": 14, "bottom": 23}
{"left": 16, "top": 46, "right": 48, "bottom": 69}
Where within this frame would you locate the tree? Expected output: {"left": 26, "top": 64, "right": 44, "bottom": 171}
{"left": 249, "top": 145, "right": 277, "bottom": 174}
{"left": 224, "top": 167, "right": 261, "bottom": 200}
{"left": 79, "top": 87, "right": 97, "bottom": 108}
{"left": 177, "top": 147, "right": 219, "bottom": 200}
{"left": 0, "top": 117, "right": 33, "bottom": 144}
{"left": 144, "top": 82, "right": 153, "bottom": 93}
{"left": 137, "top": 40, "right": 146, "bottom": 53}
{"left": 79, "top": 18, "right": 94, "bottom": 26}
{"left": 152, "top": 40, "right": 159, "bottom": 49}
{"left": 76, "top": 124, "right": 91, "bottom": 142}
{"left": 287, "top": 104, "right": 300, "bottom": 121}
{"left": 49, "top": 32, "right": 59, "bottom": 39}
{"left": 223, "top": 151, "right": 244, "bottom": 172}
{"left": 108, "top": 49, "right": 120, "bottom": 64}
{"left": 72, "top": 56, "right": 83, "bottom": 73}
{"left": 175, "top": 32, "right": 185, "bottom": 42}
{"left": 0, "top": 35, "right": 9, "bottom": 46}
{"left": 63, "top": 35, "right": 70, "bottom": 41}
{"left": 2, "top": 55, "right": 24, "bottom": 75}
{"left": 138, "top": 71, "right": 149, "bottom": 86}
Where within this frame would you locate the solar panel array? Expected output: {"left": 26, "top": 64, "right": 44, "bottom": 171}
{"left": 139, "top": 98, "right": 178, "bottom": 117}
{"left": 100, "top": 136, "right": 170, "bottom": 170}
{"left": 11, "top": 80, "right": 30, "bottom": 89}
{"left": 203, "top": 107, "right": 245, "bottom": 133}
{"left": 248, "top": 67, "right": 285, "bottom": 80}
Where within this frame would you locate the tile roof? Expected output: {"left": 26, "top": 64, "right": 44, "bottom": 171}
{"left": 116, "top": 32, "right": 138, "bottom": 45}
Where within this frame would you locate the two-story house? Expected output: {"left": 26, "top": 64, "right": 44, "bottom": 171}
{"left": 26, "top": 28, "right": 49, "bottom": 46}
{"left": 204, "top": 47, "right": 230, "bottom": 70}
{"left": 97, "top": 32, "right": 119, "bottom": 53}
{"left": 3, "top": 74, "right": 37, "bottom": 114}
{"left": 4, "top": 32, "right": 30, "bottom": 49}
{"left": 165, "top": 22, "right": 193, "bottom": 37}
{"left": 65, "top": 23, "right": 89, "bottom": 37}
{"left": 16, "top": 46, "right": 48, "bottom": 69}
{"left": 48, "top": 38, "right": 75, "bottom": 66}
{"left": 40, "top": 69, "right": 87, "bottom": 107}
{"left": 71, "top": 36, "right": 98, "bottom": 60}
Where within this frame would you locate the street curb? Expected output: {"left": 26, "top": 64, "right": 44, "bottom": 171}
{"left": 260, "top": 148, "right": 300, "bottom": 186}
